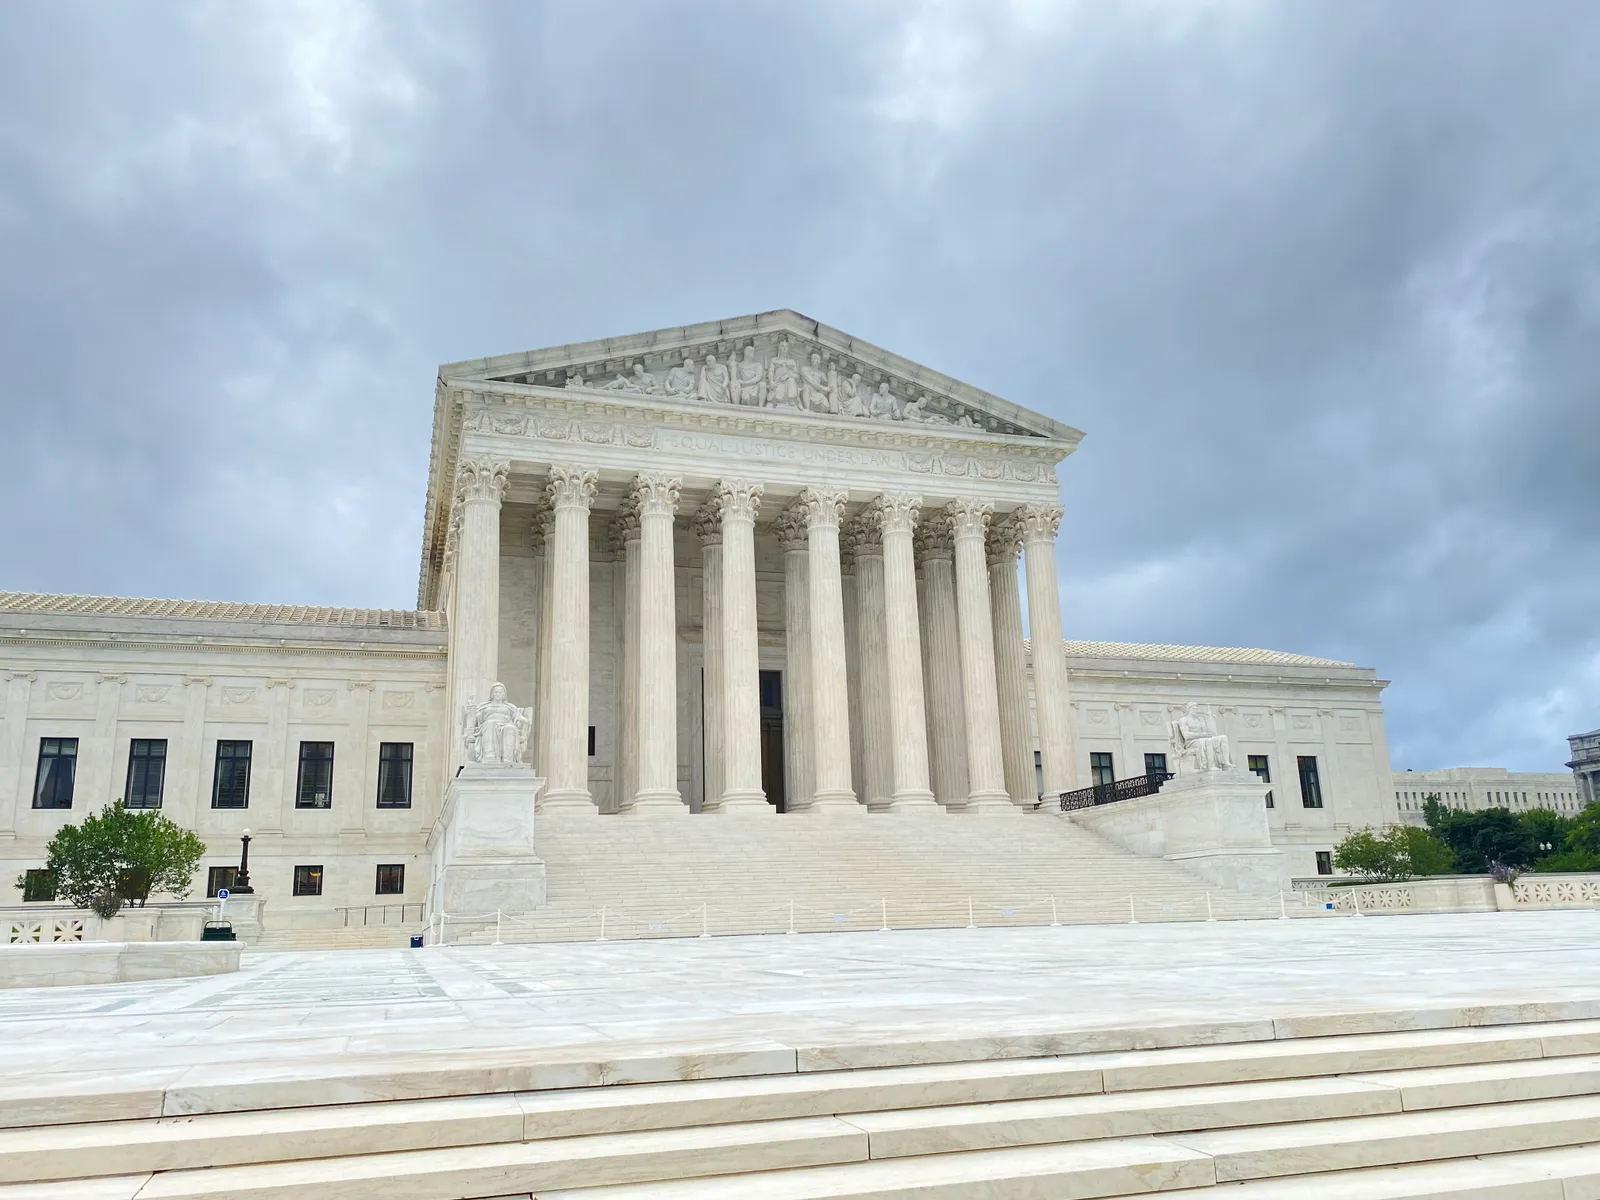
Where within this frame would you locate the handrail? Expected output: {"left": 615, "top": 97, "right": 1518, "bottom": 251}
{"left": 1055, "top": 772, "right": 1173, "bottom": 812}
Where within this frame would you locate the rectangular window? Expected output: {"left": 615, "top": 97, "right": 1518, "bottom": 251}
{"left": 206, "top": 866, "right": 237, "bottom": 898}
{"left": 1248, "top": 754, "right": 1274, "bottom": 808}
{"left": 295, "top": 742, "right": 334, "bottom": 809}
{"left": 376, "top": 742, "right": 414, "bottom": 809}
{"left": 1143, "top": 752, "right": 1168, "bottom": 778}
{"left": 1298, "top": 755, "right": 1324, "bottom": 809}
{"left": 124, "top": 739, "right": 168, "bottom": 809}
{"left": 212, "top": 741, "right": 252, "bottom": 809}
{"left": 587, "top": 726, "right": 597, "bottom": 757}
{"left": 292, "top": 865, "right": 323, "bottom": 897}
{"left": 1090, "top": 752, "right": 1115, "bottom": 788}
{"left": 375, "top": 864, "right": 405, "bottom": 895}
{"left": 1034, "top": 750, "right": 1043, "bottom": 799}
{"left": 21, "top": 869, "right": 57, "bottom": 902}
{"left": 1315, "top": 850, "right": 1333, "bottom": 876}
{"left": 33, "top": 738, "right": 78, "bottom": 810}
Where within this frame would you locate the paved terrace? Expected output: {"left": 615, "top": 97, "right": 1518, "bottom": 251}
{"left": 2, "top": 911, "right": 1599, "bottom": 1122}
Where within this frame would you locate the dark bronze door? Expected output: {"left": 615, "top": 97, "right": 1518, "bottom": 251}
{"left": 759, "top": 669, "right": 786, "bottom": 812}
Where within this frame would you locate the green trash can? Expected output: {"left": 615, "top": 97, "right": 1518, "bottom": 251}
{"left": 200, "top": 921, "right": 236, "bottom": 942}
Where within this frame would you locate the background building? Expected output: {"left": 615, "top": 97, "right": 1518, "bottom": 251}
{"left": 1393, "top": 766, "right": 1587, "bottom": 826}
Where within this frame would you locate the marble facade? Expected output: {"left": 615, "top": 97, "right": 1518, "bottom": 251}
{"left": 1, "top": 311, "right": 1402, "bottom": 925}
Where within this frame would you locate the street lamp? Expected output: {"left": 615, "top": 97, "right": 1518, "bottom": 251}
{"left": 232, "top": 829, "right": 254, "bottom": 895}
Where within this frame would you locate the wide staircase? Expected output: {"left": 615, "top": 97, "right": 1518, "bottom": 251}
{"left": 251, "top": 924, "right": 425, "bottom": 952}
{"left": 6, "top": 1008, "right": 1600, "bottom": 1197}
{"left": 444, "top": 809, "right": 1306, "bottom": 944}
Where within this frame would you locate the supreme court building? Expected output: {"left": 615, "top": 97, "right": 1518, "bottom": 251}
{"left": 1, "top": 312, "right": 1398, "bottom": 933}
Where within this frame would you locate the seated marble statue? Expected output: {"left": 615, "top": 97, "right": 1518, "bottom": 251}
{"left": 461, "top": 683, "right": 533, "bottom": 766}
{"left": 1168, "top": 702, "right": 1235, "bottom": 774}
{"left": 663, "top": 357, "right": 697, "bottom": 397}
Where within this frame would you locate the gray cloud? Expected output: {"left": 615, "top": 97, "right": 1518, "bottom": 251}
{"left": 0, "top": 0, "right": 1595, "bottom": 771}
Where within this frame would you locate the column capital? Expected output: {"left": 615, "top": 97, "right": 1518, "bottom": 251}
{"left": 610, "top": 503, "right": 641, "bottom": 554}
{"left": 547, "top": 466, "right": 599, "bottom": 511}
{"left": 794, "top": 487, "right": 847, "bottom": 532}
{"left": 845, "top": 509, "right": 884, "bottom": 555}
{"left": 914, "top": 522, "right": 955, "bottom": 560}
{"left": 1015, "top": 502, "right": 1064, "bottom": 542}
{"left": 773, "top": 509, "right": 809, "bottom": 552}
{"left": 715, "top": 478, "right": 763, "bottom": 524}
{"left": 877, "top": 493, "right": 924, "bottom": 537}
{"left": 631, "top": 473, "right": 682, "bottom": 518}
{"left": 456, "top": 459, "right": 510, "bottom": 504}
{"left": 943, "top": 498, "right": 993, "bottom": 541}
{"left": 986, "top": 514, "right": 1022, "bottom": 566}
{"left": 692, "top": 504, "right": 722, "bottom": 547}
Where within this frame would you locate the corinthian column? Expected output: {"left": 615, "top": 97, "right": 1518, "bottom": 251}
{"left": 541, "top": 466, "right": 598, "bottom": 812}
{"left": 535, "top": 508, "right": 556, "bottom": 785}
{"left": 692, "top": 505, "right": 723, "bottom": 812}
{"left": 450, "top": 459, "right": 509, "bottom": 746}
{"left": 849, "top": 510, "right": 893, "bottom": 811}
{"left": 796, "top": 488, "right": 859, "bottom": 812}
{"left": 1018, "top": 503, "right": 1076, "bottom": 796}
{"left": 878, "top": 495, "right": 938, "bottom": 813}
{"left": 613, "top": 503, "right": 641, "bottom": 809}
{"left": 713, "top": 480, "right": 770, "bottom": 813}
{"left": 988, "top": 516, "right": 1035, "bottom": 807}
{"left": 916, "top": 523, "right": 967, "bottom": 808}
{"left": 625, "top": 473, "right": 685, "bottom": 813}
{"left": 946, "top": 499, "right": 1011, "bottom": 812}
{"left": 778, "top": 513, "right": 814, "bottom": 812}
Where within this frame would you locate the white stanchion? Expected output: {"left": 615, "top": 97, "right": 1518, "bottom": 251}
{"left": 494, "top": 909, "right": 503, "bottom": 945}
{"left": 1050, "top": 896, "right": 1059, "bottom": 927}
{"left": 597, "top": 905, "right": 607, "bottom": 942}
{"left": 1279, "top": 891, "right": 1288, "bottom": 920}
{"left": 787, "top": 899, "right": 796, "bottom": 935}
{"left": 1205, "top": 892, "right": 1215, "bottom": 922}
{"left": 966, "top": 896, "right": 975, "bottom": 929}
{"left": 880, "top": 898, "right": 889, "bottom": 932}
{"left": 699, "top": 903, "right": 709, "bottom": 938}
{"left": 1128, "top": 895, "right": 1138, "bottom": 925}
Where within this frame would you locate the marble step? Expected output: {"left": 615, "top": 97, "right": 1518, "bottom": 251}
{"left": 32, "top": 1094, "right": 1600, "bottom": 1200}
{"left": 4, "top": 1034, "right": 1597, "bottom": 1184}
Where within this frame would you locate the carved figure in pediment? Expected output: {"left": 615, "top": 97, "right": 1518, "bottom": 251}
{"left": 869, "top": 381, "right": 901, "bottom": 420}
{"left": 605, "top": 363, "right": 659, "bottom": 394}
{"left": 837, "top": 371, "right": 868, "bottom": 417}
{"left": 733, "top": 346, "right": 766, "bottom": 406}
{"left": 766, "top": 338, "right": 800, "bottom": 408}
{"left": 904, "top": 393, "right": 952, "bottom": 425}
{"left": 566, "top": 372, "right": 587, "bottom": 390}
{"left": 698, "top": 354, "right": 732, "bottom": 405}
{"left": 956, "top": 412, "right": 977, "bottom": 428}
{"left": 800, "top": 352, "right": 834, "bottom": 413}
{"left": 664, "top": 357, "right": 697, "bottom": 397}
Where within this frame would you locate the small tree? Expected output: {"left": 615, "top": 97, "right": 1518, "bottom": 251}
{"left": 1333, "top": 826, "right": 1412, "bottom": 882}
{"left": 1399, "top": 825, "right": 1455, "bottom": 875}
{"left": 19, "top": 802, "right": 205, "bottom": 919}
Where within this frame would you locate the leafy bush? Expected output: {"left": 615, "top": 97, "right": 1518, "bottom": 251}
{"left": 1333, "top": 827, "right": 1413, "bottom": 882}
{"left": 18, "top": 802, "right": 205, "bottom": 919}
{"left": 1398, "top": 825, "right": 1455, "bottom": 875}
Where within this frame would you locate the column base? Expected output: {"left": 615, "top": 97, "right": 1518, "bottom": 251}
{"left": 537, "top": 789, "right": 598, "bottom": 816}
{"left": 705, "top": 791, "right": 775, "bottom": 815}
{"left": 888, "top": 791, "right": 942, "bottom": 814}
{"left": 863, "top": 797, "right": 895, "bottom": 814}
{"left": 959, "top": 792, "right": 1020, "bottom": 814}
{"left": 620, "top": 793, "right": 689, "bottom": 816}
{"left": 802, "top": 791, "right": 865, "bottom": 815}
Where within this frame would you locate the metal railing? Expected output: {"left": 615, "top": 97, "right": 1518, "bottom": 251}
{"left": 335, "top": 903, "right": 424, "bottom": 927}
{"left": 1055, "top": 772, "right": 1173, "bottom": 812}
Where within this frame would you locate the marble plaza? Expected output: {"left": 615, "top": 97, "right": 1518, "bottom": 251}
{"left": 3, "top": 311, "right": 1400, "bottom": 942}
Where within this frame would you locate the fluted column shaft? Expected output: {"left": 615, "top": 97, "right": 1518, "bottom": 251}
{"left": 715, "top": 480, "right": 769, "bottom": 812}
{"left": 799, "top": 488, "right": 858, "bottom": 811}
{"left": 541, "top": 467, "right": 598, "bottom": 811}
{"left": 879, "top": 496, "right": 938, "bottom": 812}
{"left": 615, "top": 507, "right": 641, "bottom": 809}
{"left": 1019, "top": 504, "right": 1077, "bottom": 796}
{"left": 988, "top": 519, "right": 1035, "bottom": 807}
{"left": 947, "top": 500, "right": 1010, "bottom": 811}
{"left": 535, "top": 510, "right": 555, "bottom": 783}
{"left": 693, "top": 510, "right": 724, "bottom": 812}
{"left": 851, "top": 520, "right": 893, "bottom": 811}
{"left": 780, "top": 521, "right": 814, "bottom": 812}
{"left": 917, "top": 528, "right": 967, "bottom": 808}
{"left": 628, "top": 474, "right": 684, "bottom": 811}
{"left": 450, "top": 460, "right": 509, "bottom": 750}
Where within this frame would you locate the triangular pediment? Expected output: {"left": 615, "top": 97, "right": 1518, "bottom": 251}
{"left": 438, "top": 309, "right": 1079, "bottom": 443}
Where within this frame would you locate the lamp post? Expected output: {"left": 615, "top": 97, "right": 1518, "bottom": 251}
{"left": 232, "top": 829, "right": 254, "bottom": 895}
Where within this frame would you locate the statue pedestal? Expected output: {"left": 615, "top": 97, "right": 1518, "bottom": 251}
{"left": 428, "top": 765, "right": 547, "bottom": 918}
{"left": 1069, "top": 768, "right": 1290, "bottom": 895}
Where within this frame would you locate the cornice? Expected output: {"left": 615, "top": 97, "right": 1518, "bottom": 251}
{"left": 0, "top": 632, "right": 448, "bottom": 664}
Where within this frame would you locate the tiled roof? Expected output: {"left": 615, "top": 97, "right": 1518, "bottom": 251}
{"left": 1025, "top": 638, "right": 1357, "bottom": 669}
{"left": 0, "top": 592, "right": 446, "bottom": 631}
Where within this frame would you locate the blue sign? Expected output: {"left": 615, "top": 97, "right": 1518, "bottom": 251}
{"left": 216, "top": 888, "right": 230, "bottom": 901}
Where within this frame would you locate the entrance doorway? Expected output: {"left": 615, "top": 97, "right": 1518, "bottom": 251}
{"left": 759, "top": 670, "right": 786, "bottom": 812}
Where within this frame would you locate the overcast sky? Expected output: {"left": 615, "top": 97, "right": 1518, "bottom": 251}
{"left": 1, "top": 1, "right": 1596, "bottom": 773}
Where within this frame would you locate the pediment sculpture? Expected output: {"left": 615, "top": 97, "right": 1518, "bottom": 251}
{"left": 460, "top": 682, "right": 533, "bottom": 767}
{"left": 1169, "top": 702, "right": 1235, "bottom": 774}
{"left": 562, "top": 341, "right": 1022, "bottom": 434}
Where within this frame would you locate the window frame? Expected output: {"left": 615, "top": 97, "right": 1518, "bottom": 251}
{"left": 374, "top": 863, "right": 405, "bottom": 895}
{"left": 292, "top": 865, "right": 324, "bottom": 897}
{"left": 206, "top": 866, "right": 238, "bottom": 898}
{"left": 295, "top": 741, "right": 335, "bottom": 810}
{"left": 32, "top": 737, "right": 78, "bottom": 810}
{"left": 1297, "top": 755, "right": 1324, "bottom": 809}
{"left": 1089, "top": 752, "right": 1116, "bottom": 788}
{"left": 211, "top": 740, "right": 253, "bottom": 810}
{"left": 1143, "top": 752, "right": 1168, "bottom": 779}
{"left": 376, "top": 742, "right": 414, "bottom": 809}
{"left": 1315, "top": 850, "right": 1333, "bottom": 876}
{"left": 124, "top": 738, "right": 168, "bottom": 809}
{"left": 21, "top": 869, "right": 57, "bottom": 902}
{"left": 1248, "top": 754, "right": 1274, "bottom": 808}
